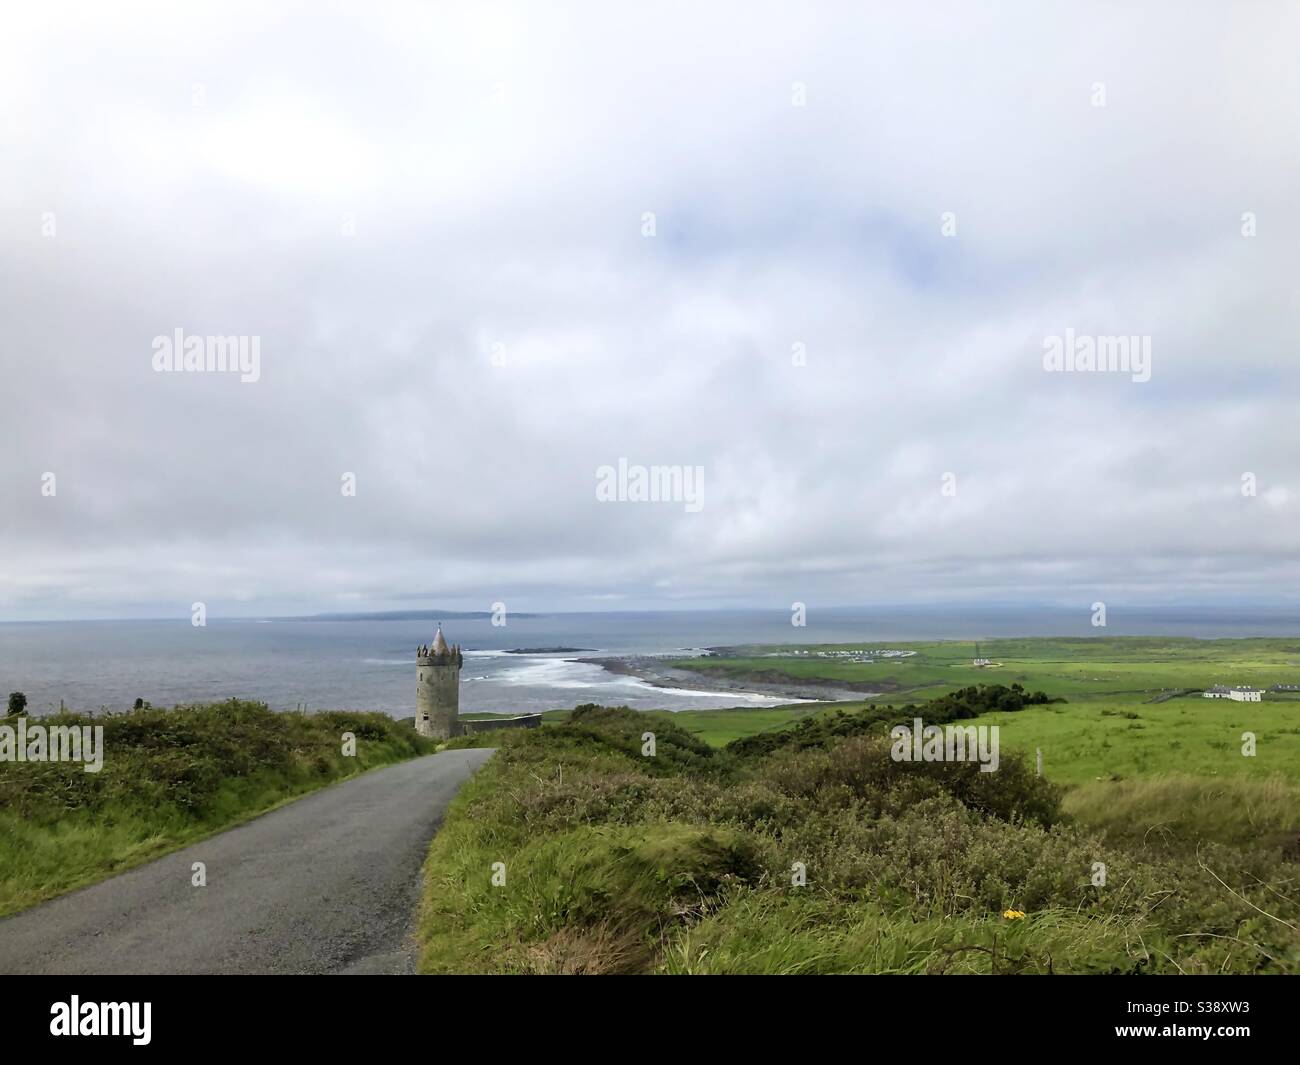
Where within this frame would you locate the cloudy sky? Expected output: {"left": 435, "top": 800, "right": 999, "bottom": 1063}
{"left": 2, "top": 1, "right": 1298, "bottom": 621}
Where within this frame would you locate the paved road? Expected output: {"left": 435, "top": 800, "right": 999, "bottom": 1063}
{"left": 0, "top": 749, "right": 493, "bottom": 975}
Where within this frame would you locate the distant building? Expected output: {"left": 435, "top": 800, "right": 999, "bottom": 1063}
{"left": 972, "top": 642, "right": 991, "bottom": 667}
{"left": 1273, "top": 684, "right": 1300, "bottom": 692}
{"left": 1204, "top": 685, "right": 1264, "bottom": 702}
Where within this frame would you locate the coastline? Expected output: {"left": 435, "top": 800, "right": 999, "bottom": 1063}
{"left": 581, "top": 654, "right": 869, "bottom": 704}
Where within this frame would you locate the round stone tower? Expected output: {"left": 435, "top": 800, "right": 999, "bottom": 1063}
{"left": 415, "top": 625, "right": 463, "bottom": 739}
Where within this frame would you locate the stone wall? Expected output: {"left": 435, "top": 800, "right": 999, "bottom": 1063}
{"left": 461, "top": 714, "right": 542, "bottom": 733}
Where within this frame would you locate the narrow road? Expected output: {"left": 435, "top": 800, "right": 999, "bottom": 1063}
{"left": 0, "top": 748, "right": 493, "bottom": 974}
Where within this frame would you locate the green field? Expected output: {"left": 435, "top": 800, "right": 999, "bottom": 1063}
{"left": 674, "top": 636, "right": 1300, "bottom": 702}
{"left": 665, "top": 637, "right": 1300, "bottom": 785}
{"left": 657, "top": 694, "right": 1300, "bottom": 787}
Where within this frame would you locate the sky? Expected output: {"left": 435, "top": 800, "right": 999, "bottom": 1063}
{"left": 2, "top": 1, "right": 1298, "bottom": 621}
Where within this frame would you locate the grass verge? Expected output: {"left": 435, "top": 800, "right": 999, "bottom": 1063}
{"left": 0, "top": 699, "right": 436, "bottom": 916}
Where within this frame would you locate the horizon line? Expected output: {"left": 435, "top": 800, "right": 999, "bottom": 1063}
{"left": 5, "top": 602, "right": 1300, "bottom": 626}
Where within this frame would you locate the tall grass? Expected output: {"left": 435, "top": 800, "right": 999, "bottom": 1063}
{"left": 418, "top": 705, "right": 1300, "bottom": 974}
{"left": 1065, "top": 774, "right": 1300, "bottom": 848}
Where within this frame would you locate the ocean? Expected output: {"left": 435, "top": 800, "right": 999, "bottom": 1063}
{"left": 3, "top": 606, "right": 1299, "bottom": 718}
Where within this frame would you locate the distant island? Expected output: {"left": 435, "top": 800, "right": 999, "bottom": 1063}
{"left": 504, "top": 647, "right": 596, "bottom": 654}
{"left": 294, "top": 609, "right": 541, "bottom": 622}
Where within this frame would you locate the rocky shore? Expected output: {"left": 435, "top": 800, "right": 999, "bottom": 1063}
{"left": 580, "top": 654, "right": 868, "bottom": 704}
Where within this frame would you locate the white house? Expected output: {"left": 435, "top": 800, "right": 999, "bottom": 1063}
{"left": 1204, "top": 685, "right": 1264, "bottom": 702}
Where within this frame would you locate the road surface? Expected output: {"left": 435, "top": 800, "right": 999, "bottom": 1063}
{"left": 0, "top": 748, "right": 493, "bottom": 974}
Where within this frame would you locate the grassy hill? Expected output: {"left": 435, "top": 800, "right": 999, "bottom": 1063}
{"left": 418, "top": 701, "right": 1300, "bottom": 974}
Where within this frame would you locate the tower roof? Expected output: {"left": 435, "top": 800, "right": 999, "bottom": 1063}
{"left": 432, "top": 625, "right": 449, "bottom": 654}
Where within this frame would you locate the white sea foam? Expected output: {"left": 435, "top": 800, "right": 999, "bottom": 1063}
{"left": 612, "top": 676, "right": 812, "bottom": 705}
{"left": 491, "top": 656, "right": 808, "bottom": 706}
{"left": 498, "top": 657, "right": 606, "bottom": 689}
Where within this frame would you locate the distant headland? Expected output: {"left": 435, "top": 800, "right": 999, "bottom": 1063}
{"left": 503, "top": 646, "right": 596, "bottom": 654}
{"left": 295, "top": 609, "right": 542, "bottom": 622}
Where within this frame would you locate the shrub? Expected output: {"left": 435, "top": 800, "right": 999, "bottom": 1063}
{"left": 725, "top": 684, "right": 1057, "bottom": 757}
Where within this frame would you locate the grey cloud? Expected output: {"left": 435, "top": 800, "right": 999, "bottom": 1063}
{"left": 2, "top": 1, "right": 1298, "bottom": 619}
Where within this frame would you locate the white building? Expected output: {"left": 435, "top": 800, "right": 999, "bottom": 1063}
{"left": 1204, "top": 685, "right": 1264, "bottom": 702}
